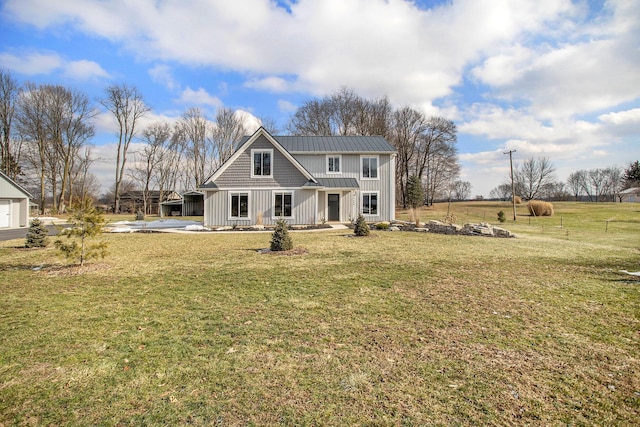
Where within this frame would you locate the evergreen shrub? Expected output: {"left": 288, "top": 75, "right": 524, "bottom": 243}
{"left": 25, "top": 218, "right": 49, "bottom": 248}
{"left": 270, "top": 219, "right": 293, "bottom": 251}
{"left": 354, "top": 214, "right": 370, "bottom": 236}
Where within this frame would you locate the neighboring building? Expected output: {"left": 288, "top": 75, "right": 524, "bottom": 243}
{"left": 160, "top": 191, "right": 205, "bottom": 217}
{"left": 620, "top": 187, "right": 640, "bottom": 203}
{"left": 199, "top": 127, "right": 396, "bottom": 226}
{"left": 0, "top": 170, "right": 31, "bottom": 228}
{"left": 118, "top": 190, "right": 181, "bottom": 214}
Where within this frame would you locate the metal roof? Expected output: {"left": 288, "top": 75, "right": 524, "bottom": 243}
{"left": 238, "top": 135, "right": 395, "bottom": 153}
{"left": 316, "top": 178, "right": 360, "bottom": 189}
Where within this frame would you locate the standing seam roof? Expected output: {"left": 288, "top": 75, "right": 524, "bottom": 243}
{"left": 237, "top": 135, "right": 395, "bottom": 153}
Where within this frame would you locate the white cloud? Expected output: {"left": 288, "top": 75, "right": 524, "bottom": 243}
{"left": 277, "top": 99, "right": 297, "bottom": 113}
{"left": 245, "top": 76, "right": 291, "bottom": 93}
{"left": 1, "top": 0, "right": 580, "bottom": 105}
{"left": 0, "top": 50, "right": 110, "bottom": 80}
{"left": 64, "top": 59, "right": 110, "bottom": 80}
{"left": 0, "top": 51, "right": 62, "bottom": 75}
{"left": 148, "top": 64, "right": 179, "bottom": 91}
{"left": 175, "top": 87, "right": 223, "bottom": 108}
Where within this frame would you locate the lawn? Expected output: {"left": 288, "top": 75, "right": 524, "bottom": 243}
{"left": 1, "top": 202, "right": 638, "bottom": 425}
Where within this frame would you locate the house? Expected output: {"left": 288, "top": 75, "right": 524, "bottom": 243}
{"left": 199, "top": 127, "right": 396, "bottom": 226}
{"left": 159, "top": 191, "right": 205, "bottom": 217}
{"left": 0, "top": 170, "right": 31, "bottom": 228}
{"left": 620, "top": 187, "right": 640, "bottom": 203}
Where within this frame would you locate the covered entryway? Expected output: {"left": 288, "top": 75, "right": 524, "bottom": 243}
{"left": 316, "top": 178, "right": 359, "bottom": 223}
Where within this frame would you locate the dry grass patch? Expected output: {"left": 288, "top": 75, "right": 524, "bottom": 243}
{"left": 528, "top": 200, "right": 555, "bottom": 216}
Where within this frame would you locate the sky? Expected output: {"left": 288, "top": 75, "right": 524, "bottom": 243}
{"left": 1, "top": 0, "right": 638, "bottom": 197}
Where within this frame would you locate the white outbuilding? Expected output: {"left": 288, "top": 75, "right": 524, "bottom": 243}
{"left": 0, "top": 170, "right": 31, "bottom": 228}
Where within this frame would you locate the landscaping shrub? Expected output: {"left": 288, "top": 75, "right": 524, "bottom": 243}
{"left": 408, "top": 208, "right": 421, "bottom": 226}
{"left": 528, "top": 200, "right": 554, "bottom": 216}
{"left": 375, "top": 222, "right": 389, "bottom": 230}
{"left": 442, "top": 212, "right": 457, "bottom": 224}
{"left": 270, "top": 219, "right": 293, "bottom": 251}
{"left": 25, "top": 218, "right": 49, "bottom": 248}
{"left": 354, "top": 214, "right": 370, "bottom": 236}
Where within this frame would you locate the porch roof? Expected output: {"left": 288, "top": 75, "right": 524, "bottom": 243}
{"left": 314, "top": 177, "right": 360, "bottom": 189}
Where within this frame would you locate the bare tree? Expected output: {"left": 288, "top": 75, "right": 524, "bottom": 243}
{"left": 287, "top": 98, "right": 334, "bottom": 135}
{"left": 57, "top": 88, "right": 95, "bottom": 213}
{"left": 210, "top": 107, "right": 247, "bottom": 172}
{"left": 16, "top": 83, "right": 50, "bottom": 213}
{"left": 70, "top": 146, "right": 100, "bottom": 203}
{"left": 567, "top": 170, "right": 586, "bottom": 201}
{"left": 176, "top": 107, "right": 209, "bottom": 188}
{"left": 390, "top": 106, "right": 426, "bottom": 208}
{"left": 130, "top": 121, "right": 173, "bottom": 214}
{"left": 489, "top": 183, "right": 513, "bottom": 201}
{"left": 287, "top": 88, "right": 391, "bottom": 138}
{"left": 423, "top": 139, "right": 460, "bottom": 205}
{"left": 257, "top": 116, "right": 279, "bottom": 134}
{"left": 603, "top": 166, "right": 622, "bottom": 202}
{"left": 99, "top": 84, "right": 150, "bottom": 213}
{"left": 451, "top": 180, "right": 472, "bottom": 201}
{"left": 514, "top": 157, "right": 556, "bottom": 200}
{"left": 0, "top": 69, "right": 21, "bottom": 178}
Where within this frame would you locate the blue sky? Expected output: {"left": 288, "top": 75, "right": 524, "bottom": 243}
{"left": 1, "top": 0, "right": 638, "bottom": 196}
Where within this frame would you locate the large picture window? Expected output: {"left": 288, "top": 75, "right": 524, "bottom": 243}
{"left": 274, "top": 192, "right": 293, "bottom": 218}
{"left": 327, "top": 155, "right": 341, "bottom": 174}
{"left": 362, "top": 192, "right": 378, "bottom": 215}
{"left": 361, "top": 156, "right": 378, "bottom": 179}
{"left": 252, "top": 149, "right": 272, "bottom": 177}
{"left": 230, "top": 193, "right": 249, "bottom": 218}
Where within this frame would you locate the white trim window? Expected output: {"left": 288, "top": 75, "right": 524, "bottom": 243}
{"left": 273, "top": 191, "right": 293, "bottom": 218}
{"left": 229, "top": 192, "right": 249, "bottom": 219}
{"left": 251, "top": 149, "right": 273, "bottom": 178}
{"left": 326, "top": 154, "right": 341, "bottom": 174}
{"left": 361, "top": 155, "right": 379, "bottom": 180}
{"left": 362, "top": 192, "right": 379, "bottom": 216}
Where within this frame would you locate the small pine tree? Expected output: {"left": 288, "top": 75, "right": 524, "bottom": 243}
{"left": 497, "top": 211, "right": 506, "bottom": 223}
{"left": 54, "top": 198, "right": 109, "bottom": 266}
{"left": 25, "top": 218, "right": 49, "bottom": 248}
{"left": 354, "top": 214, "right": 370, "bottom": 236}
{"left": 406, "top": 175, "right": 424, "bottom": 209}
{"left": 270, "top": 219, "right": 293, "bottom": 251}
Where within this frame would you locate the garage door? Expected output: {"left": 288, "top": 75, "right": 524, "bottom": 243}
{"left": 0, "top": 200, "right": 10, "bottom": 228}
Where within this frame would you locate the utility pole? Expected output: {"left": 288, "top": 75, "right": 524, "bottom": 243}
{"left": 504, "top": 149, "right": 517, "bottom": 221}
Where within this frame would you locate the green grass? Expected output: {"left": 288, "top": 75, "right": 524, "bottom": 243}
{"left": 1, "top": 202, "right": 639, "bottom": 425}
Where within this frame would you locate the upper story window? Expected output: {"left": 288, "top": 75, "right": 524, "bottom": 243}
{"left": 252, "top": 149, "right": 273, "bottom": 178}
{"left": 361, "top": 155, "right": 379, "bottom": 180}
{"left": 327, "top": 155, "right": 341, "bottom": 174}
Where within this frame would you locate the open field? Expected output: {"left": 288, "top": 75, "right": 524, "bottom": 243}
{"left": 1, "top": 202, "right": 639, "bottom": 425}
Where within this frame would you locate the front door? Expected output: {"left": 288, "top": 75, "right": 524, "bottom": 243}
{"left": 328, "top": 193, "right": 340, "bottom": 222}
